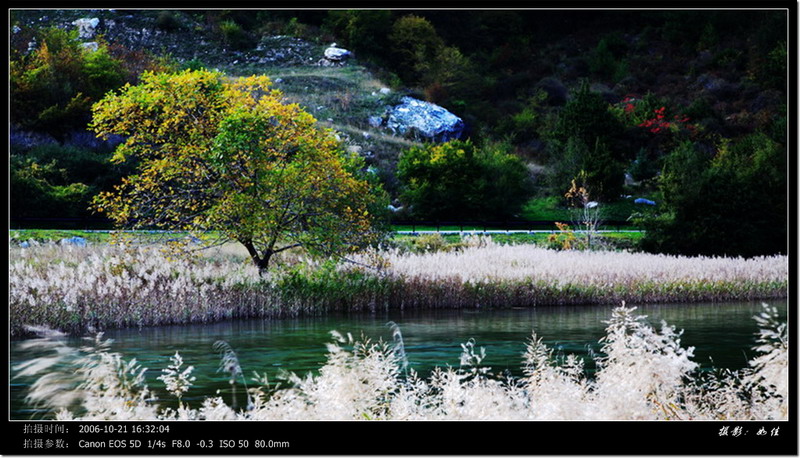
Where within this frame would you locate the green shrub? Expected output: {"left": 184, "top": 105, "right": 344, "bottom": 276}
{"left": 762, "top": 41, "right": 787, "bottom": 90}
{"left": 10, "top": 27, "right": 129, "bottom": 139}
{"left": 388, "top": 15, "right": 444, "bottom": 86}
{"left": 553, "top": 82, "right": 623, "bottom": 147}
{"left": 589, "top": 35, "right": 629, "bottom": 82}
{"left": 155, "top": 11, "right": 182, "bottom": 32}
{"left": 10, "top": 144, "right": 133, "bottom": 223}
{"left": 641, "top": 134, "right": 786, "bottom": 257}
{"left": 397, "top": 140, "right": 533, "bottom": 221}
{"left": 11, "top": 158, "right": 91, "bottom": 219}
{"left": 323, "top": 10, "right": 392, "bottom": 64}
{"left": 548, "top": 82, "right": 627, "bottom": 200}
{"left": 180, "top": 58, "right": 207, "bottom": 71}
{"left": 218, "top": 19, "right": 252, "bottom": 50}
{"left": 628, "top": 148, "right": 661, "bottom": 182}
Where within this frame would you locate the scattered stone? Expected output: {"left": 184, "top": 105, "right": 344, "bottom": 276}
{"left": 10, "top": 128, "right": 58, "bottom": 150}
{"left": 379, "top": 87, "right": 392, "bottom": 95}
{"left": 81, "top": 42, "right": 99, "bottom": 52}
{"left": 72, "top": 18, "right": 100, "bottom": 39}
{"left": 346, "top": 144, "right": 363, "bottom": 154}
{"left": 60, "top": 236, "right": 88, "bottom": 247}
{"left": 385, "top": 97, "right": 465, "bottom": 142}
{"left": 368, "top": 116, "right": 384, "bottom": 128}
{"left": 697, "top": 74, "right": 738, "bottom": 99}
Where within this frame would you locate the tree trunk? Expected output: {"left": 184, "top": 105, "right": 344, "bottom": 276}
{"left": 256, "top": 249, "right": 273, "bottom": 275}
{"left": 241, "top": 240, "right": 273, "bottom": 276}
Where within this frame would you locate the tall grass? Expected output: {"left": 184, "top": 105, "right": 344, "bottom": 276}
{"left": 288, "top": 236, "right": 787, "bottom": 311}
{"left": 14, "top": 304, "right": 787, "bottom": 421}
{"left": 9, "top": 238, "right": 787, "bottom": 336}
{"left": 10, "top": 243, "right": 268, "bottom": 336}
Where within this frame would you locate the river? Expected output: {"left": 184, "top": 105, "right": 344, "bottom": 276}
{"left": 10, "top": 299, "right": 787, "bottom": 419}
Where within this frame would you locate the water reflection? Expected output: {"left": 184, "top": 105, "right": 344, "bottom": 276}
{"left": 10, "top": 299, "right": 786, "bottom": 419}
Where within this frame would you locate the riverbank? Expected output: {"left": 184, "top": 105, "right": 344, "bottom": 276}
{"left": 9, "top": 238, "right": 787, "bottom": 337}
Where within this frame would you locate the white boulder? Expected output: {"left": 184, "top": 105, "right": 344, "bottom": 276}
{"left": 72, "top": 18, "right": 100, "bottom": 39}
{"left": 324, "top": 43, "right": 352, "bottom": 61}
{"left": 385, "top": 97, "right": 465, "bottom": 142}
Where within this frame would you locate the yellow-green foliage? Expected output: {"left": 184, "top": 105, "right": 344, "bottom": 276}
{"left": 91, "top": 69, "right": 388, "bottom": 271}
{"left": 10, "top": 27, "right": 126, "bottom": 138}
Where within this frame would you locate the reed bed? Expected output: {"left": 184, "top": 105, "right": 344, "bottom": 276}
{"left": 9, "top": 243, "right": 269, "bottom": 336}
{"left": 14, "top": 304, "right": 788, "bottom": 421}
{"left": 9, "top": 238, "right": 788, "bottom": 336}
{"left": 288, "top": 236, "right": 787, "bottom": 311}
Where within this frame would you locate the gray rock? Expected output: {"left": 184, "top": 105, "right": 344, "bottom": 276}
{"left": 385, "top": 97, "right": 465, "bottom": 142}
{"left": 379, "top": 87, "right": 392, "bottom": 95}
{"left": 324, "top": 44, "right": 352, "bottom": 61}
{"left": 697, "top": 74, "right": 738, "bottom": 99}
{"left": 81, "top": 42, "right": 99, "bottom": 52}
{"left": 72, "top": 18, "right": 100, "bottom": 39}
{"left": 60, "top": 236, "right": 88, "bottom": 247}
{"left": 368, "top": 116, "right": 384, "bottom": 128}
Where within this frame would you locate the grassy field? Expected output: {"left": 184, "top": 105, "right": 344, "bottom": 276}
{"left": 10, "top": 228, "right": 644, "bottom": 245}
{"left": 520, "top": 195, "right": 659, "bottom": 222}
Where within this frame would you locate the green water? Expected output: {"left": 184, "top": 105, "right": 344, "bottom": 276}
{"left": 10, "top": 299, "right": 787, "bottom": 419}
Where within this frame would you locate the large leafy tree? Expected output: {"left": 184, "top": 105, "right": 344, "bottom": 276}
{"left": 91, "top": 69, "right": 388, "bottom": 272}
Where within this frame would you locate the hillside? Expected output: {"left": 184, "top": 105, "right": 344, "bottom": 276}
{"left": 9, "top": 9, "right": 789, "bottom": 257}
